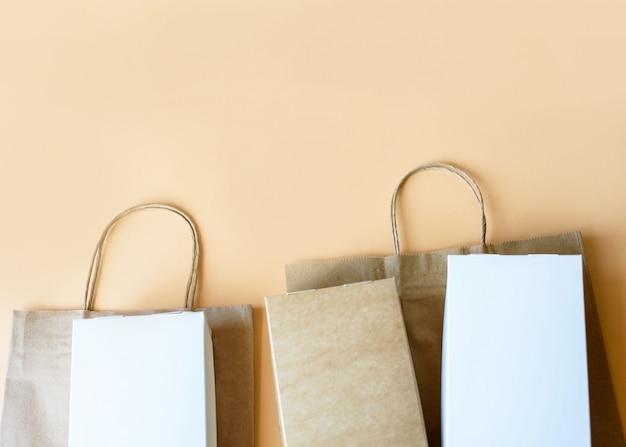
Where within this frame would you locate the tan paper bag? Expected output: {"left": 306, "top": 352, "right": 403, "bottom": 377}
{"left": 285, "top": 163, "right": 624, "bottom": 447}
{"left": 0, "top": 203, "right": 254, "bottom": 447}
{"left": 266, "top": 278, "right": 428, "bottom": 447}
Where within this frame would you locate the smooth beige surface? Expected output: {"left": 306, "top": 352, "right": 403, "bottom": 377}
{"left": 0, "top": 1, "right": 625, "bottom": 445}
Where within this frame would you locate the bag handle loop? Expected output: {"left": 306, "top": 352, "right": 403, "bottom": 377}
{"left": 84, "top": 203, "right": 200, "bottom": 311}
{"left": 391, "top": 162, "right": 487, "bottom": 254}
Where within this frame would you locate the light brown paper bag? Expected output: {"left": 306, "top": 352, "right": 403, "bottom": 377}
{"left": 266, "top": 278, "right": 428, "bottom": 447}
{"left": 285, "top": 163, "right": 624, "bottom": 447}
{"left": 0, "top": 203, "right": 254, "bottom": 447}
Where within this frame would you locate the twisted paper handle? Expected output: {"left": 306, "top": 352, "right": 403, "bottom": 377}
{"left": 83, "top": 203, "right": 200, "bottom": 311}
{"left": 391, "top": 162, "right": 487, "bottom": 254}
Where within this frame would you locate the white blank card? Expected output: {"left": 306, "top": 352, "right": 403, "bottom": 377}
{"left": 68, "top": 311, "right": 216, "bottom": 447}
{"left": 442, "top": 255, "right": 590, "bottom": 447}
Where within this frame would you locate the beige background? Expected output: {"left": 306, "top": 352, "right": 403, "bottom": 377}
{"left": 1, "top": 0, "right": 625, "bottom": 445}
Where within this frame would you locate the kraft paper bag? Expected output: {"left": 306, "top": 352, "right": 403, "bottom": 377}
{"left": 0, "top": 203, "right": 254, "bottom": 447}
{"left": 285, "top": 163, "right": 624, "bottom": 447}
{"left": 69, "top": 311, "right": 216, "bottom": 447}
{"left": 266, "top": 278, "right": 428, "bottom": 447}
{"left": 442, "top": 255, "right": 590, "bottom": 447}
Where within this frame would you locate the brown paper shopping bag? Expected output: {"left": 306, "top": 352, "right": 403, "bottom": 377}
{"left": 0, "top": 203, "right": 254, "bottom": 447}
{"left": 286, "top": 163, "right": 624, "bottom": 447}
{"left": 266, "top": 278, "right": 428, "bottom": 447}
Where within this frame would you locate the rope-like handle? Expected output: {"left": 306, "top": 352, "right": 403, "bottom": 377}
{"left": 84, "top": 203, "right": 200, "bottom": 311}
{"left": 391, "top": 162, "right": 487, "bottom": 254}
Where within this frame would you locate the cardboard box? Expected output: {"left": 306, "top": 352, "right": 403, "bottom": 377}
{"left": 266, "top": 278, "right": 428, "bottom": 447}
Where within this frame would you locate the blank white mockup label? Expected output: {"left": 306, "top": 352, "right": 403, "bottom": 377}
{"left": 68, "top": 311, "right": 216, "bottom": 447}
{"left": 442, "top": 255, "right": 590, "bottom": 447}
